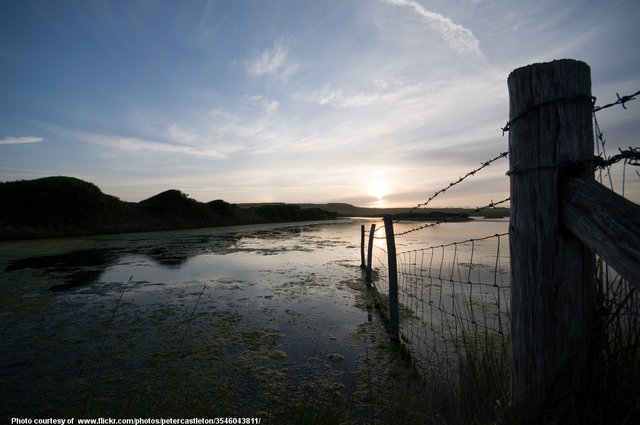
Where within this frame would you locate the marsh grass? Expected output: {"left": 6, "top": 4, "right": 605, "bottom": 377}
{"left": 449, "top": 265, "right": 639, "bottom": 425}
{"left": 596, "top": 268, "right": 640, "bottom": 424}
{"left": 455, "top": 330, "right": 511, "bottom": 424}
{"left": 82, "top": 275, "right": 134, "bottom": 414}
{"left": 506, "top": 268, "right": 640, "bottom": 425}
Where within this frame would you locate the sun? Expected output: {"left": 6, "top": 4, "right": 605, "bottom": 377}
{"left": 369, "top": 171, "right": 390, "bottom": 201}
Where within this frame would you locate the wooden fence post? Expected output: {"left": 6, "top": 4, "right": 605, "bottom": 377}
{"left": 360, "top": 224, "right": 366, "bottom": 269}
{"left": 366, "top": 223, "right": 376, "bottom": 286}
{"left": 508, "top": 59, "right": 597, "bottom": 416}
{"left": 384, "top": 215, "right": 399, "bottom": 341}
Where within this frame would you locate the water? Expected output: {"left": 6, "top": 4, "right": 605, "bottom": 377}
{"left": 0, "top": 217, "right": 508, "bottom": 417}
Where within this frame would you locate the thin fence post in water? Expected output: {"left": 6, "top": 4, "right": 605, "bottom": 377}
{"left": 507, "top": 59, "right": 597, "bottom": 416}
{"left": 366, "top": 223, "right": 375, "bottom": 286}
{"left": 383, "top": 215, "right": 399, "bottom": 341}
{"left": 360, "top": 224, "right": 366, "bottom": 269}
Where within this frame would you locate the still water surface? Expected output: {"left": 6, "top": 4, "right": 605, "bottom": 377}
{"left": 0, "top": 217, "right": 508, "bottom": 417}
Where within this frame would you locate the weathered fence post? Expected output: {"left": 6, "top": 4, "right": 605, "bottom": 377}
{"left": 383, "top": 215, "right": 399, "bottom": 341}
{"left": 508, "top": 59, "right": 597, "bottom": 417}
{"left": 366, "top": 223, "right": 376, "bottom": 286}
{"left": 360, "top": 224, "right": 366, "bottom": 269}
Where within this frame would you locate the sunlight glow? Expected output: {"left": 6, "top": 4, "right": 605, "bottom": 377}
{"left": 369, "top": 170, "right": 390, "bottom": 201}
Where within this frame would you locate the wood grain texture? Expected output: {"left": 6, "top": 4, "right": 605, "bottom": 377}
{"left": 560, "top": 177, "right": 640, "bottom": 287}
{"left": 508, "top": 59, "right": 597, "bottom": 413}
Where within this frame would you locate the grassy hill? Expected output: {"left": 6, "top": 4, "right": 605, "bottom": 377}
{"left": 0, "top": 177, "right": 337, "bottom": 240}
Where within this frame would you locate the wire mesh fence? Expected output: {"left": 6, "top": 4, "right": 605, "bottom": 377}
{"left": 359, "top": 85, "right": 640, "bottom": 418}
{"left": 367, "top": 218, "right": 511, "bottom": 385}
{"left": 395, "top": 234, "right": 510, "bottom": 375}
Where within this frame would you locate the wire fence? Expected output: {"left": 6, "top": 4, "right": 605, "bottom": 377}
{"left": 360, "top": 87, "right": 640, "bottom": 393}
{"left": 366, "top": 185, "right": 511, "bottom": 384}
{"left": 395, "top": 234, "right": 509, "bottom": 377}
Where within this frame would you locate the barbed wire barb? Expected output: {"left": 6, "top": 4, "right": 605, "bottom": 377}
{"left": 593, "top": 90, "right": 640, "bottom": 112}
{"left": 594, "top": 147, "right": 640, "bottom": 169}
{"left": 400, "top": 151, "right": 509, "bottom": 221}
{"left": 395, "top": 197, "right": 510, "bottom": 236}
{"left": 502, "top": 89, "right": 639, "bottom": 134}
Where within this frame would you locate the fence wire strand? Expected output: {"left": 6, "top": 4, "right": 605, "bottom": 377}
{"left": 395, "top": 197, "right": 510, "bottom": 237}
{"left": 401, "top": 151, "right": 508, "bottom": 217}
{"left": 369, "top": 230, "right": 510, "bottom": 378}
{"left": 361, "top": 87, "right": 639, "bottom": 393}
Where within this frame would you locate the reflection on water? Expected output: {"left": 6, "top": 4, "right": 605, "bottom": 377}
{"left": 4, "top": 231, "right": 246, "bottom": 291}
{"left": 0, "top": 217, "right": 508, "bottom": 417}
{"left": 6, "top": 248, "right": 119, "bottom": 291}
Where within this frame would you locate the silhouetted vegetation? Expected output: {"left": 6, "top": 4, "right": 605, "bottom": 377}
{"left": 391, "top": 211, "right": 471, "bottom": 221}
{"left": 251, "top": 204, "right": 339, "bottom": 223}
{"left": 292, "top": 202, "right": 509, "bottom": 219}
{"left": 0, "top": 177, "right": 337, "bottom": 240}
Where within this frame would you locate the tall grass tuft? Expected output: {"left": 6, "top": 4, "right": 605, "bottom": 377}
{"left": 82, "top": 275, "right": 134, "bottom": 415}
{"left": 456, "top": 330, "right": 511, "bottom": 424}
{"left": 598, "top": 265, "right": 640, "bottom": 424}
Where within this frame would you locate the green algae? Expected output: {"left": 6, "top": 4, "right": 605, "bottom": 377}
{"left": 0, "top": 219, "right": 460, "bottom": 422}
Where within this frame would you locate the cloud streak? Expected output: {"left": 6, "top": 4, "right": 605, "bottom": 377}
{"left": 0, "top": 136, "right": 44, "bottom": 145}
{"left": 243, "top": 40, "right": 299, "bottom": 81}
{"left": 383, "top": 0, "right": 485, "bottom": 58}
{"left": 297, "top": 79, "right": 427, "bottom": 108}
{"left": 63, "top": 129, "right": 226, "bottom": 158}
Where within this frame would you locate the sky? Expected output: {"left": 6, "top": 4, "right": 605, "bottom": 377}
{"left": 1, "top": 0, "right": 639, "bottom": 208}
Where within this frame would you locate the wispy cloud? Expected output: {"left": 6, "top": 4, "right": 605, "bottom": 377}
{"left": 0, "top": 136, "right": 44, "bottom": 145}
{"left": 243, "top": 40, "right": 299, "bottom": 81}
{"left": 64, "top": 129, "right": 226, "bottom": 158}
{"left": 298, "top": 79, "right": 426, "bottom": 108}
{"left": 383, "top": 0, "right": 484, "bottom": 58}
{"left": 247, "top": 95, "right": 279, "bottom": 114}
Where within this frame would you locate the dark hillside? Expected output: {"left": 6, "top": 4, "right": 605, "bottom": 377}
{"left": 0, "top": 177, "right": 338, "bottom": 240}
{"left": 139, "top": 189, "right": 216, "bottom": 230}
{"left": 0, "top": 177, "right": 137, "bottom": 238}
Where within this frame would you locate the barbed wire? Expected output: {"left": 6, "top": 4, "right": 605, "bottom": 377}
{"left": 501, "top": 95, "right": 593, "bottom": 135}
{"left": 394, "top": 197, "right": 510, "bottom": 236}
{"left": 502, "top": 89, "right": 639, "bottom": 135}
{"left": 506, "top": 158, "right": 592, "bottom": 176}
{"left": 400, "top": 152, "right": 509, "bottom": 219}
{"left": 594, "top": 147, "right": 640, "bottom": 169}
{"left": 593, "top": 107, "right": 614, "bottom": 189}
{"left": 593, "top": 90, "right": 640, "bottom": 113}
{"left": 369, "top": 91, "right": 637, "bottom": 238}
{"left": 505, "top": 148, "right": 640, "bottom": 176}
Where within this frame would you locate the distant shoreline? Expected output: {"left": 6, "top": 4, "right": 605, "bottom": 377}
{"left": 0, "top": 176, "right": 509, "bottom": 241}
